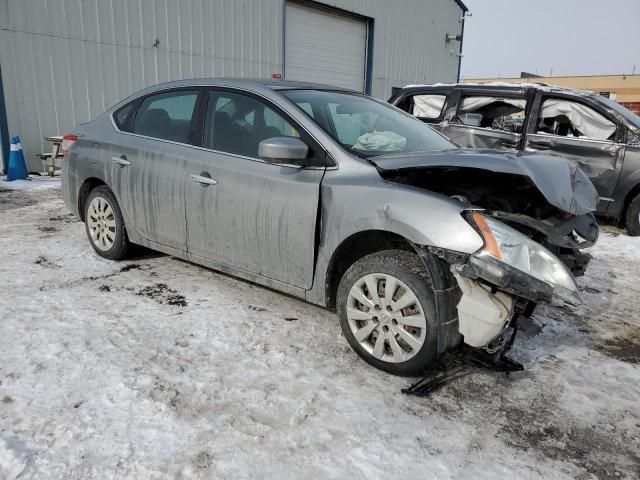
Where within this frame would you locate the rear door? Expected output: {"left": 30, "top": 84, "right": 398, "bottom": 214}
{"left": 109, "top": 88, "right": 200, "bottom": 251}
{"left": 524, "top": 93, "right": 626, "bottom": 213}
{"left": 184, "top": 89, "right": 325, "bottom": 289}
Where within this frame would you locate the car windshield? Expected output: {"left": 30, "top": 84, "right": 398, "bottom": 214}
{"left": 281, "top": 89, "right": 457, "bottom": 158}
{"left": 595, "top": 95, "right": 640, "bottom": 128}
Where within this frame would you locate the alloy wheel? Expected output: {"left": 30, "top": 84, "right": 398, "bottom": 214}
{"left": 346, "top": 273, "right": 427, "bottom": 363}
{"left": 86, "top": 196, "right": 116, "bottom": 251}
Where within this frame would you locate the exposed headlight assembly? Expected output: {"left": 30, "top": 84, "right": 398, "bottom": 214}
{"left": 468, "top": 212, "right": 581, "bottom": 306}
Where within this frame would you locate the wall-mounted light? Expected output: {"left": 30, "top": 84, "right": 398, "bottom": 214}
{"left": 446, "top": 33, "right": 463, "bottom": 42}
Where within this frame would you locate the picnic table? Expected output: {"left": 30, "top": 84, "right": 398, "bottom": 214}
{"left": 36, "top": 135, "right": 64, "bottom": 176}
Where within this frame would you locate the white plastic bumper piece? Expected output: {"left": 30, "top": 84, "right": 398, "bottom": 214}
{"left": 453, "top": 272, "right": 515, "bottom": 347}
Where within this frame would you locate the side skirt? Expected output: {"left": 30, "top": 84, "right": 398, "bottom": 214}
{"left": 131, "top": 236, "right": 309, "bottom": 303}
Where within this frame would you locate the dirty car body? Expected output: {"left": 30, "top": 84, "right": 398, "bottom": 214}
{"left": 63, "top": 79, "right": 591, "bottom": 376}
{"left": 389, "top": 82, "right": 640, "bottom": 236}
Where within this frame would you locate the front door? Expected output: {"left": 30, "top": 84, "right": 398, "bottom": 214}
{"left": 524, "top": 94, "right": 625, "bottom": 213}
{"left": 110, "top": 89, "right": 200, "bottom": 250}
{"left": 185, "top": 89, "right": 325, "bottom": 289}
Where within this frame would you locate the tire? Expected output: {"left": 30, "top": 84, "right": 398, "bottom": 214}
{"left": 337, "top": 249, "right": 455, "bottom": 376}
{"left": 625, "top": 192, "right": 640, "bottom": 236}
{"left": 84, "top": 186, "right": 130, "bottom": 260}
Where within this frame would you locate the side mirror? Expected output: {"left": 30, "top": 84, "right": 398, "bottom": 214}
{"left": 258, "top": 137, "right": 309, "bottom": 166}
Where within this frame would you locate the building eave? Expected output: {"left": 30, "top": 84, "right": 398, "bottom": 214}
{"left": 453, "top": 0, "right": 469, "bottom": 12}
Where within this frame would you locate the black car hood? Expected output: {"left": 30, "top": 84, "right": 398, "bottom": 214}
{"left": 371, "top": 149, "right": 598, "bottom": 215}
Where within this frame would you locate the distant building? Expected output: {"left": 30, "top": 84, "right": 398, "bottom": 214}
{"left": 463, "top": 74, "right": 640, "bottom": 115}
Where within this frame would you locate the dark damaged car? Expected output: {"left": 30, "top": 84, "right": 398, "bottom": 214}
{"left": 62, "top": 79, "right": 597, "bottom": 376}
{"left": 389, "top": 82, "right": 640, "bottom": 235}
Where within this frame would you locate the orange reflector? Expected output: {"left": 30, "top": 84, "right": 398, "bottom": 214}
{"left": 472, "top": 212, "right": 502, "bottom": 260}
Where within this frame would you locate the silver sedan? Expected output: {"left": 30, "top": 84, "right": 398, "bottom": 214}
{"left": 62, "top": 79, "right": 593, "bottom": 376}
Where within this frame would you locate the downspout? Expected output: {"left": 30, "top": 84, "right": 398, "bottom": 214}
{"left": 365, "top": 18, "right": 374, "bottom": 95}
{"left": 0, "top": 64, "right": 10, "bottom": 174}
{"left": 456, "top": 14, "right": 465, "bottom": 82}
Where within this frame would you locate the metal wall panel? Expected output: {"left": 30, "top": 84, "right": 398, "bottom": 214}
{"left": 0, "top": 0, "right": 462, "bottom": 171}
{"left": 316, "top": 0, "right": 464, "bottom": 99}
{"left": 0, "top": 0, "right": 284, "bottom": 170}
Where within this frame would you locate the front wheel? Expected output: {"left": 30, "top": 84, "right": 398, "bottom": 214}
{"left": 625, "top": 192, "right": 640, "bottom": 236}
{"left": 337, "top": 250, "right": 450, "bottom": 376}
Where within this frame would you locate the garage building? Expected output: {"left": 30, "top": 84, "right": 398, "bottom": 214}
{"left": 0, "top": 0, "right": 468, "bottom": 172}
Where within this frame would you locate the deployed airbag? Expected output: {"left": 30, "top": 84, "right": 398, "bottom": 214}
{"left": 353, "top": 131, "right": 406, "bottom": 152}
{"left": 539, "top": 99, "right": 616, "bottom": 140}
{"left": 413, "top": 95, "right": 446, "bottom": 118}
{"left": 460, "top": 97, "right": 526, "bottom": 112}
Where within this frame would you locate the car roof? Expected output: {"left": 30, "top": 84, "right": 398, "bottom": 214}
{"left": 139, "top": 77, "right": 355, "bottom": 94}
{"left": 398, "top": 82, "right": 600, "bottom": 99}
{"left": 107, "top": 77, "right": 359, "bottom": 113}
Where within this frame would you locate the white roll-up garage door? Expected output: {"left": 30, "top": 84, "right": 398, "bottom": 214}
{"left": 285, "top": 2, "right": 368, "bottom": 92}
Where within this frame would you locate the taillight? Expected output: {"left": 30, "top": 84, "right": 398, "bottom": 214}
{"left": 61, "top": 134, "right": 78, "bottom": 157}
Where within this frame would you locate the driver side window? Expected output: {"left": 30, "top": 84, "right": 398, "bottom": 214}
{"left": 202, "top": 91, "right": 299, "bottom": 157}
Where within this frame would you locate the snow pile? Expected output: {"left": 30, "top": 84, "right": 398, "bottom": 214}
{"left": 0, "top": 187, "right": 638, "bottom": 479}
{"left": 0, "top": 175, "right": 61, "bottom": 192}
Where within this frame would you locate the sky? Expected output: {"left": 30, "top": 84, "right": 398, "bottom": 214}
{"left": 460, "top": 0, "right": 640, "bottom": 79}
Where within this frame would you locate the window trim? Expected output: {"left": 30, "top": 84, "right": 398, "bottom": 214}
{"left": 109, "top": 85, "right": 336, "bottom": 169}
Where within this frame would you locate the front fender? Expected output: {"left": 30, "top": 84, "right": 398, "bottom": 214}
{"left": 320, "top": 180, "right": 484, "bottom": 255}
{"left": 305, "top": 171, "right": 484, "bottom": 306}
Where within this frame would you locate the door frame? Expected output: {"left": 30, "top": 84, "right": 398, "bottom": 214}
{"left": 526, "top": 91, "right": 627, "bottom": 143}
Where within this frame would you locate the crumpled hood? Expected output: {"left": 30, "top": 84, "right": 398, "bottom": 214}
{"left": 371, "top": 149, "right": 599, "bottom": 215}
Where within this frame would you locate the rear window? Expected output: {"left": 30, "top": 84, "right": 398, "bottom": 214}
{"left": 131, "top": 90, "right": 199, "bottom": 143}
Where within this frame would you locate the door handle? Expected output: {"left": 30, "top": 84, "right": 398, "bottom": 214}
{"left": 190, "top": 174, "right": 218, "bottom": 186}
{"left": 112, "top": 156, "right": 131, "bottom": 167}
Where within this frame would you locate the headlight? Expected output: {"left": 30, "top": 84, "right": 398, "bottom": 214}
{"left": 469, "top": 212, "right": 581, "bottom": 305}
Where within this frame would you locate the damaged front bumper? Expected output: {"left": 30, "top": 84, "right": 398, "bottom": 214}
{"left": 417, "top": 212, "right": 582, "bottom": 349}
{"left": 426, "top": 246, "right": 563, "bottom": 348}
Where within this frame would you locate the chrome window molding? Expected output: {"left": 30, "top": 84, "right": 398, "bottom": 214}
{"left": 527, "top": 132, "right": 626, "bottom": 147}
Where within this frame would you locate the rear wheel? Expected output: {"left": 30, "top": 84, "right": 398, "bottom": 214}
{"left": 337, "top": 250, "right": 453, "bottom": 376}
{"left": 84, "top": 186, "right": 130, "bottom": 260}
{"left": 625, "top": 192, "right": 640, "bottom": 236}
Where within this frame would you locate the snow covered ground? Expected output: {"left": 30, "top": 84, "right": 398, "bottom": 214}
{"left": 0, "top": 185, "right": 638, "bottom": 479}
